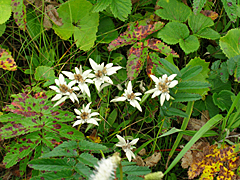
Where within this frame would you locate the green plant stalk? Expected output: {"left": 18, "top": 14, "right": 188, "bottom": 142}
{"left": 166, "top": 101, "right": 194, "bottom": 167}
{"left": 152, "top": 117, "right": 164, "bottom": 153}
{"left": 119, "top": 162, "right": 123, "bottom": 180}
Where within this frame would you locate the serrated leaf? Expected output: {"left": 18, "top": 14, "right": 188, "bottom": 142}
{"left": 30, "top": 170, "right": 73, "bottom": 180}
{"left": 28, "top": 157, "right": 76, "bottom": 171}
{"left": 108, "top": 20, "right": 164, "bottom": 51}
{"left": 41, "top": 131, "right": 63, "bottom": 150}
{"left": 173, "top": 93, "right": 202, "bottom": 102}
{"left": 3, "top": 131, "right": 41, "bottom": 168}
{"left": 155, "top": 0, "right": 191, "bottom": 22}
{"left": 159, "top": 58, "right": 181, "bottom": 76}
{"left": 188, "top": 13, "right": 214, "bottom": 34}
{"left": 78, "top": 152, "right": 98, "bottom": 167}
{"left": 166, "top": 107, "right": 188, "bottom": 118}
{"left": 205, "top": 96, "right": 219, "bottom": 118}
{"left": 0, "top": 0, "right": 11, "bottom": 24}
{"left": 181, "top": 65, "right": 203, "bottom": 81}
{"left": 27, "top": 8, "right": 41, "bottom": 39}
{"left": 34, "top": 66, "right": 55, "bottom": 81}
{"left": 158, "top": 22, "right": 189, "bottom": 45}
{"left": 195, "top": 27, "right": 220, "bottom": 40}
{"left": 193, "top": 0, "right": 207, "bottom": 14}
{"left": 177, "top": 81, "right": 211, "bottom": 90}
{"left": 110, "top": 0, "right": 132, "bottom": 21}
{"left": 0, "top": 47, "right": 17, "bottom": 71}
{"left": 122, "top": 165, "right": 151, "bottom": 175}
{"left": 180, "top": 57, "right": 210, "bottom": 96}
{"left": 78, "top": 140, "right": 108, "bottom": 151}
{"left": 74, "top": 162, "right": 92, "bottom": 178}
{"left": 219, "top": 28, "right": 240, "bottom": 58}
{"left": 127, "top": 42, "right": 148, "bottom": 80}
{"left": 213, "top": 90, "right": 235, "bottom": 111}
{"left": 12, "top": 0, "right": 27, "bottom": 30}
{"left": 227, "top": 55, "right": 239, "bottom": 75}
{"left": 145, "top": 38, "right": 179, "bottom": 57}
{"left": 222, "top": 0, "right": 237, "bottom": 22}
{"left": 208, "top": 76, "right": 231, "bottom": 93}
{"left": 218, "top": 61, "right": 229, "bottom": 83}
{"left": 179, "top": 35, "right": 200, "bottom": 54}
{"left": 0, "top": 23, "right": 6, "bottom": 37}
{"left": 92, "top": 0, "right": 112, "bottom": 12}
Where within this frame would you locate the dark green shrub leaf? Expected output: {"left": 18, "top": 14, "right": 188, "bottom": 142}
{"left": 159, "top": 58, "right": 181, "bottom": 76}
{"left": 110, "top": 0, "right": 132, "bottom": 21}
{"left": 213, "top": 90, "right": 235, "bottom": 111}
{"left": 30, "top": 170, "right": 73, "bottom": 180}
{"left": 122, "top": 165, "right": 151, "bottom": 175}
{"left": 78, "top": 140, "right": 108, "bottom": 151}
{"left": 179, "top": 35, "right": 200, "bottom": 54}
{"left": 205, "top": 95, "right": 219, "bottom": 118}
{"left": 34, "top": 66, "right": 55, "bottom": 81}
{"left": 193, "top": 0, "right": 207, "bottom": 14}
{"left": 166, "top": 107, "right": 188, "bottom": 118}
{"left": 27, "top": 9, "right": 41, "bottom": 39}
{"left": 177, "top": 81, "right": 211, "bottom": 90}
{"left": 195, "top": 28, "right": 220, "bottom": 40}
{"left": 173, "top": 93, "right": 202, "bottom": 102}
{"left": 221, "top": 0, "right": 237, "bottom": 22}
{"left": 74, "top": 162, "right": 92, "bottom": 178}
{"left": 92, "top": 0, "right": 112, "bottom": 12}
{"left": 78, "top": 152, "right": 98, "bottom": 167}
{"left": 181, "top": 65, "right": 203, "bottom": 81}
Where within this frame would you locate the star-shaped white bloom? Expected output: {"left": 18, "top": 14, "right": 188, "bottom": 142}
{"left": 110, "top": 81, "right": 142, "bottom": 112}
{"left": 62, "top": 65, "right": 94, "bottom": 97}
{"left": 49, "top": 74, "right": 80, "bottom": 107}
{"left": 145, "top": 74, "right": 178, "bottom": 106}
{"left": 116, "top": 135, "right": 139, "bottom": 162}
{"left": 73, "top": 102, "right": 101, "bottom": 126}
{"left": 89, "top": 58, "right": 122, "bottom": 92}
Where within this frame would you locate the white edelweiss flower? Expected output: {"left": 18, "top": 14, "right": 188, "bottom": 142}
{"left": 90, "top": 153, "right": 121, "bottom": 180}
{"left": 145, "top": 74, "right": 178, "bottom": 106}
{"left": 49, "top": 74, "right": 80, "bottom": 107}
{"left": 73, "top": 102, "right": 101, "bottom": 126}
{"left": 62, "top": 65, "right": 94, "bottom": 97}
{"left": 110, "top": 81, "right": 142, "bottom": 112}
{"left": 89, "top": 58, "right": 122, "bottom": 92}
{"left": 116, "top": 135, "right": 139, "bottom": 162}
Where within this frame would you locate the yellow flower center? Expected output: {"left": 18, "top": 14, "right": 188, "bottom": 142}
{"left": 74, "top": 74, "right": 84, "bottom": 83}
{"left": 81, "top": 112, "right": 89, "bottom": 120}
{"left": 158, "top": 78, "right": 171, "bottom": 93}
{"left": 127, "top": 93, "right": 136, "bottom": 100}
{"left": 95, "top": 67, "right": 107, "bottom": 78}
{"left": 59, "top": 84, "right": 73, "bottom": 94}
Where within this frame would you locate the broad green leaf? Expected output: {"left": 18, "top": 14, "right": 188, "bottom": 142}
{"left": 156, "top": 66, "right": 171, "bottom": 76}
{"left": 188, "top": 13, "right": 214, "bottom": 34}
{"left": 0, "top": 47, "right": 17, "bottom": 71}
{"left": 195, "top": 28, "right": 220, "bottom": 40}
{"left": 107, "top": 109, "right": 117, "bottom": 127}
{"left": 92, "top": 0, "right": 112, "bottom": 12}
{"left": 227, "top": 55, "right": 239, "bottom": 75}
{"left": 219, "top": 28, "right": 240, "bottom": 58}
{"left": 34, "top": 66, "right": 55, "bottom": 81}
{"left": 122, "top": 165, "right": 151, "bottom": 175}
{"left": 179, "top": 35, "right": 200, "bottom": 54}
{"left": 166, "top": 107, "right": 188, "bottom": 118}
{"left": 78, "top": 140, "right": 108, "bottom": 151}
{"left": 177, "top": 81, "right": 211, "bottom": 90}
{"left": 213, "top": 90, "right": 235, "bottom": 111}
{"left": 110, "top": 0, "right": 132, "bottom": 21}
{"left": 0, "top": 0, "right": 11, "bottom": 24}
{"left": 205, "top": 95, "right": 219, "bottom": 118}
{"left": 74, "top": 162, "right": 92, "bottom": 178}
{"left": 181, "top": 65, "right": 203, "bottom": 81}
{"left": 96, "top": 16, "right": 118, "bottom": 43}
{"left": 159, "top": 58, "right": 181, "bottom": 77}
{"left": 157, "top": 22, "right": 189, "bottom": 45}
{"left": 193, "top": 0, "right": 207, "bottom": 14}
{"left": 164, "top": 114, "right": 223, "bottom": 175}
{"left": 208, "top": 75, "right": 231, "bottom": 93}
{"left": 218, "top": 61, "right": 229, "bottom": 83}
{"left": 0, "top": 23, "right": 6, "bottom": 37}
{"left": 181, "top": 57, "right": 210, "bottom": 96}
{"left": 155, "top": 0, "right": 191, "bottom": 22}
{"left": 236, "top": 58, "right": 240, "bottom": 82}
{"left": 221, "top": 0, "right": 237, "bottom": 22}
{"left": 27, "top": 9, "right": 41, "bottom": 39}
{"left": 28, "top": 157, "right": 76, "bottom": 171}
{"left": 30, "top": 170, "right": 73, "bottom": 180}
{"left": 77, "top": 152, "right": 98, "bottom": 167}
{"left": 12, "top": 0, "right": 27, "bottom": 30}
{"left": 173, "top": 93, "right": 202, "bottom": 102}
{"left": 181, "top": 130, "right": 218, "bottom": 137}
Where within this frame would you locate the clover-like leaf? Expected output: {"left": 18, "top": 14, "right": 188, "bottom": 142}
{"left": 0, "top": 0, "right": 11, "bottom": 24}
{"left": 110, "top": 0, "right": 132, "bottom": 21}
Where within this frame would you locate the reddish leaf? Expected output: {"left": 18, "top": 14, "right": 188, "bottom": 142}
{"left": 0, "top": 47, "right": 17, "bottom": 71}
{"left": 200, "top": 10, "right": 218, "bottom": 20}
{"left": 127, "top": 42, "right": 149, "bottom": 80}
{"left": 11, "top": 0, "right": 27, "bottom": 30}
{"left": 146, "top": 54, "right": 153, "bottom": 78}
{"left": 108, "top": 20, "right": 164, "bottom": 51}
{"left": 145, "top": 38, "right": 179, "bottom": 57}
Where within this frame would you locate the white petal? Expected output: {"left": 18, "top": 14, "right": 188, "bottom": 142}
{"left": 71, "top": 93, "right": 79, "bottom": 103}
{"left": 129, "top": 138, "right": 139, "bottom": 145}
{"left": 150, "top": 75, "right": 160, "bottom": 84}
{"left": 69, "top": 95, "right": 75, "bottom": 103}
{"left": 116, "top": 135, "right": 126, "bottom": 146}
{"left": 94, "top": 79, "right": 102, "bottom": 91}
{"left": 105, "top": 63, "right": 113, "bottom": 68}
{"left": 74, "top": 109, "right": 81, "bottom": 115}
{"left": 133, "top": 100, "right": 142, "bottom": 112}
{"left": 72, "top": 86, "right": 80, "bottom": 91}
{"left": 87, "top": 119, "right": 99, "bottom": 126}
{"left": 55, "top": 79, "right": 59, "bottom": 86}
{"left": 73, "top": 120, "right": 83, "bottom": 127}
{"left": 162, "top": 74, "right": 168, "bottom": 81}
{"left": 88, "top": 73, "right": 95, "bottom": 78}
{"left": 89, "top": 58, "right": 99, "bottom": 71}
{"left": 68, "top": 81, "right": 76, "bottom": 88}
{"left": 49, "top": 86, "right": 59, "bottom": 92}
{"left": 126, "top": 149, "right": 135, "bottom": 162}
{"left": 145, "top": 88, "right": 156, "bottom": 94}
{"left": 152, "top": 90, "right": 161, "bottom": 98}
{"left": 75, "top": 67, "right": 80, "bottom": 74}
{"left": 85, "top": 102, "right": 92, "bottom": 112}
{"left": 59, "top": 74, "right": 65, "bottom": 84}
{"left": 160, "top": 93, "right": 166, "bottom": 106}
{"left": 168, "top": 80, "right": 178, "bottom": 88}
{"left": 168, "top": 74, "right": 177, "bottom": 81}
{"left": 53, "top": 96, "right": 68, "bottom": 107}
{"left": 103, "top": 76, "right": 113, "bottom": 84}
{"left": 85, "top": 79, "right": 93, "bottom": 84}
{"left": 62, "top": 71, "right": 74, "bottom": 79}
{"left": 82, "top": 69, "right": 92, "bottom": 77}
{"left": 165, "top": 92, "right": 170, "bottom": 101}
{"left": 90, "top": 112, "right": 99, "bottom": 117}
{"left": 110, "top": 96, "right": 127, "bottom": 102}
{"left": 51, "top": 94, "right": 62, "bottom": 101}
{"left": 129, "top": 100, "right": 136, "bottom": 108}
{"left": 134, "top": 92, "right": 142, "bottom": 96}
{"left": 135, "top": 97, "right": 141, "bottom": 101}
{"left": 82, "top": 83, "right": 91, "bottom": 97}
{"left": 126, "top": 81, "right": 132, "bottom": 92}
{"left": 99, "top": 83, "right": 111, "bottom": 92}
{"left": 106, "top": 66, "right": 122, "bottom": 75}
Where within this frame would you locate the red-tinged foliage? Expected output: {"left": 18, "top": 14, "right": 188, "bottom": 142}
{"left": 11, "top": 0, "right": 27, "bottom": 30}
{"left": 0, "top": 47, "right": 17, "bottom": 71}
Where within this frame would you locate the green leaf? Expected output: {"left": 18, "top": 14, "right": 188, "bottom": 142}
{"left": 188, "top": 13, "right": 214, "bottom": 34}
{"left": 157, "top": 22, "right": 189, "bottom": 45}
{"left": 30, "top": 170, "right": 73, "bottom": 180}
{"left": 177, "top": 81, "right": 211, "bottom": 90}
{"left": 74, "top": 162, "right": 92, "bottom": 178}
{"left": 110, "top": 0, "right": 132, "bottom": 21}
{"left": 181, "top": 130, "right": 218, "bottom": 137}
{"left": 180, "top": 57, "right": 210, "bottom": 96}
{"left": 77, "top": 152, "right": 98, "bottom": 167}
{"left": 92, "top": 0, "right": 112, "bottom": 12}
{"left": 12, "top": 0, "right": 27, "bottom": 30}
{"left": 221, "top": 0, "right": 237, "bottom": 22}
{"left": 159, "top": 58, "right": 181, "bottom": 77}
{"left": 26, "top": 9, "right": 41, "bottom": 39}
{"left": 181, "top": 65, "right": 203, "bottom": 81}
{"left": 155, "top": 0, "right": 191, "bottom": 22}
{"left": 78, "top": 140, "right": 108, "bottom": 151}
{"left": 227, "top": 55, "right": 239, "bottom": 75}
{"left": 96, "top": 16, "right": 118, "bottom": 43}
{"left": 28, "top": 157, "right": 76, "bottom": 171}
{"left": 107, "top": 109, "right": 117, "bottom": 128}
{"left": 213, "top": 90, "right": 235, "bottom": 111}
{"left": 179, "top": 35, "right": 200, "bottom": 54}
{"left": 0, "top": 0, "right": 11, "bottom": 24}
{"left": 173, "top": 93, "right": 202, "bottom": 102}
{"left": 195, "top": 28, "right": 220, "bottom": 40}
{"left": 0, "top": 23, "right": 6, "bottom": 37}
{"left": 166, "top": 107, "right": 188, "bottom": 118}
{"left": 193, "top": 0, "right": 207, "bottom": 14}
{"left": 205, "top": 95, "right": 219, "bottom": 118}
{"left": 218, "top": 61, "right": 229, "bottom": 83}
{"left": 219, "top": 28, "right": 240, "bottom": 58}
{"left": 122, "top": 165, "right": 151, "bottom": 175}
{"left": 34, "top": 66, "right": 55, "bottom": 81}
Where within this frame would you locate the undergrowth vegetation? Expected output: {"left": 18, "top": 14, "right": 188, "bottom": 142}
{"left": 0, "top": 0, "right": 240, "bottom": 179}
